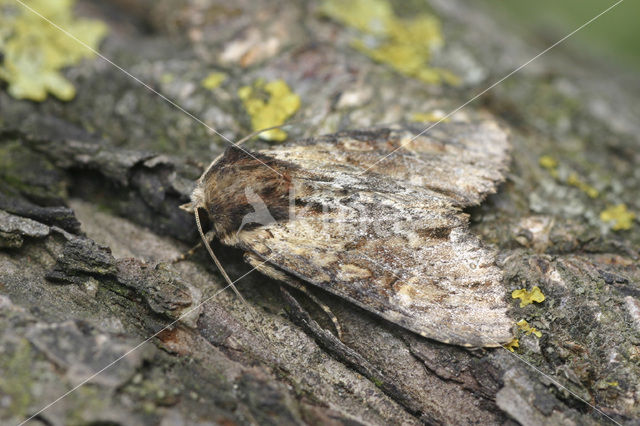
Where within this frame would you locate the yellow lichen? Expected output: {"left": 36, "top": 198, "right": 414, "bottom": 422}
{"left": 160, "top": 73, "right": 174, "bottom": 84}
{"left": 237, "top": 78, "right": 300, "bottom": 141}
{"left": 320, "top": 0, "right": 458, "bottom": 85}
{"left": 539, "top": 156, "right": 600, "bottom": 198}
{"left": 504, "top": 339, "right": 519, "bottom": 352}
{"left": 410, "top": 111, "right": 449, "bottom": 123}
{"left": 600, "top": 204, "right": 635, "bottom": 231}
{"left": 0, "top": 0, "right": 108, "bottom": 101}
{"left": 512, "top": 286, "right": 545, "bottom": 308}
{"left": 567, "top": 173, "right": 599, "bottom": 198}
{"left": 202, "top": 71, "right": 227, "bottom": 90}
{"left": 539, "top": 155, "right": 559, "bottom": 179}
{"left": 516, "top": 319, "right": 542, "bottom": 338}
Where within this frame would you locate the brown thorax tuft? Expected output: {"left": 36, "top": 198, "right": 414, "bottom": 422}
{"left": 195, "top": 146, "right": 294, "bottom": 239}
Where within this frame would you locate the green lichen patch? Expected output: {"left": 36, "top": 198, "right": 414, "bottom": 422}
{"left": 0, "top": 140, "right": 68, "bottom": 204}
{"left": 320, "top": 0, "right": 458, "bottom": 85}
{"left": 0, "top": 0, "right": 108, "bottom": 101}
{"left": 238, "top": 78, "right": 300, "bottom": 141}
{"left": 0, "top": 339, "right": 33, "bottom": 420}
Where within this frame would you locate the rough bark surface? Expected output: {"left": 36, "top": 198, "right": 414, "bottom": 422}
{"left": 1, "top": 1, "right": 639, "bottom": 425}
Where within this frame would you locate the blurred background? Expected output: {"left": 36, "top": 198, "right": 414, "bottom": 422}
{"left": 482, "top": 0, "right": 640, "bottom": 72}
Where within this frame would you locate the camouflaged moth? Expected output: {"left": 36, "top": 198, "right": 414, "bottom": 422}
{"left": 181, "top": 118, "right": 513, "bottom": 347}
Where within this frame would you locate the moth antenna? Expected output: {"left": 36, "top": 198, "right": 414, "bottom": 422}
{"left": 201, "top": 121, "right": 302, "bottom": 181}
{"left": 195, "top": 210, "right": 247, "bottom": 305}
{"left": 195, "top": 209, "right": 272, "bottom": 345}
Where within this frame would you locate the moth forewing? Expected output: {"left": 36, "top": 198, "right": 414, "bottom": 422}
{"left": 191, "top": 120, "right": 513, "bottom": 348}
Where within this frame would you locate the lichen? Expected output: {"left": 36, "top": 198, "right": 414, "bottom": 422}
{"left": 512, "top": 286, "right": 545, "bottom": 308}
{"left": 0, "top": 339, "right": 33, "bottom": 418}
{"left": 410, "top": 111, "right": 449, "bottom": 123}
{"left": 566, "top": 173, "right": 599, "bottom": 199}
{"left": 202, "top": 71, "right": 227, "bottom": 90}
{"left": 0, "top": 140, "right": 68, "bottom": 201}
{"left": 600, "top": 204, "right": 635, "bottom": 231}
{"left": 0, "top": 0, "right": 108, "bottom": 101}
{"left": 237, "top": 78, "right": 300, "bottom": 141}
{"left": 539, "top": 155, "right": 600, "bottom": 198}
{"left": 504, "top": 339, "right": 519, "bottom": 352}
{"left": 160, "top": 72, "right": 174, "bottom": 84}
{"left": 516, "top": 319, "right": 542, "bottom": 338}
{"left": 320, "top": 0, "right": 458, "bottom": 85}
{"left": 66, "top": 386, "right": 109, "bottom": 424}
{"left": 539, "top": 155, "right": 559, "bottom": 178}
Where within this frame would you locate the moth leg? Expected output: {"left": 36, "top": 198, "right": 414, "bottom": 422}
{"left": 243, "top": 252, "right": 343, "bottom": 341}
{"left": 282, "top": 279, "right": 343, "bottom": 341}
{"left": 169, "top": 241, "right": 203, "bottom": 264}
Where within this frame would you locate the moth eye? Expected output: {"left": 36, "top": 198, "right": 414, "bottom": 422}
{"left": 196, "top": 207, "right": 211, "bottom": 231}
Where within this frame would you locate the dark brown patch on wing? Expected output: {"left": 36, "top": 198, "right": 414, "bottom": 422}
{"left": 415, "top": 227, "right": 453, "bottom": 240}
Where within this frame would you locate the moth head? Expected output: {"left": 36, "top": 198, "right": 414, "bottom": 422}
{"left": 184, "top": 122, "right": 299, "bottom": 239}
{"left": 190, "top": 146, "right": 295, "bottom": 243}
{"left": 181, "top": 124, "right": 297, "bottom": 306}
{"left": 183, "top": 166, "right": 248, "bottom": 306}
{"left": 179, "top": 182, "right": 206, "bottom": 215}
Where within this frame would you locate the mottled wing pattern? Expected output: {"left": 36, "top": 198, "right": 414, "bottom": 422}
{"left": 266, "top": 119, "right": 510, "bottom": 206}
{"left": 232, "top": 120, "right": 512, "bottom": 347}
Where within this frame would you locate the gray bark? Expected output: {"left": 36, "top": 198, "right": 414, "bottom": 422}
{"left": 1, "top": 1, "right": 639, "bottom": 425}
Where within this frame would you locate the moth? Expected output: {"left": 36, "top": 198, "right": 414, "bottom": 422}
{"left": 182, "top": 118, "right": 513, "bottom": 347}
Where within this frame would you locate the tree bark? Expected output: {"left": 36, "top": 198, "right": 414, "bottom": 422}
{"left": 1, "top": 1, "right": 639, "bottom": 425}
